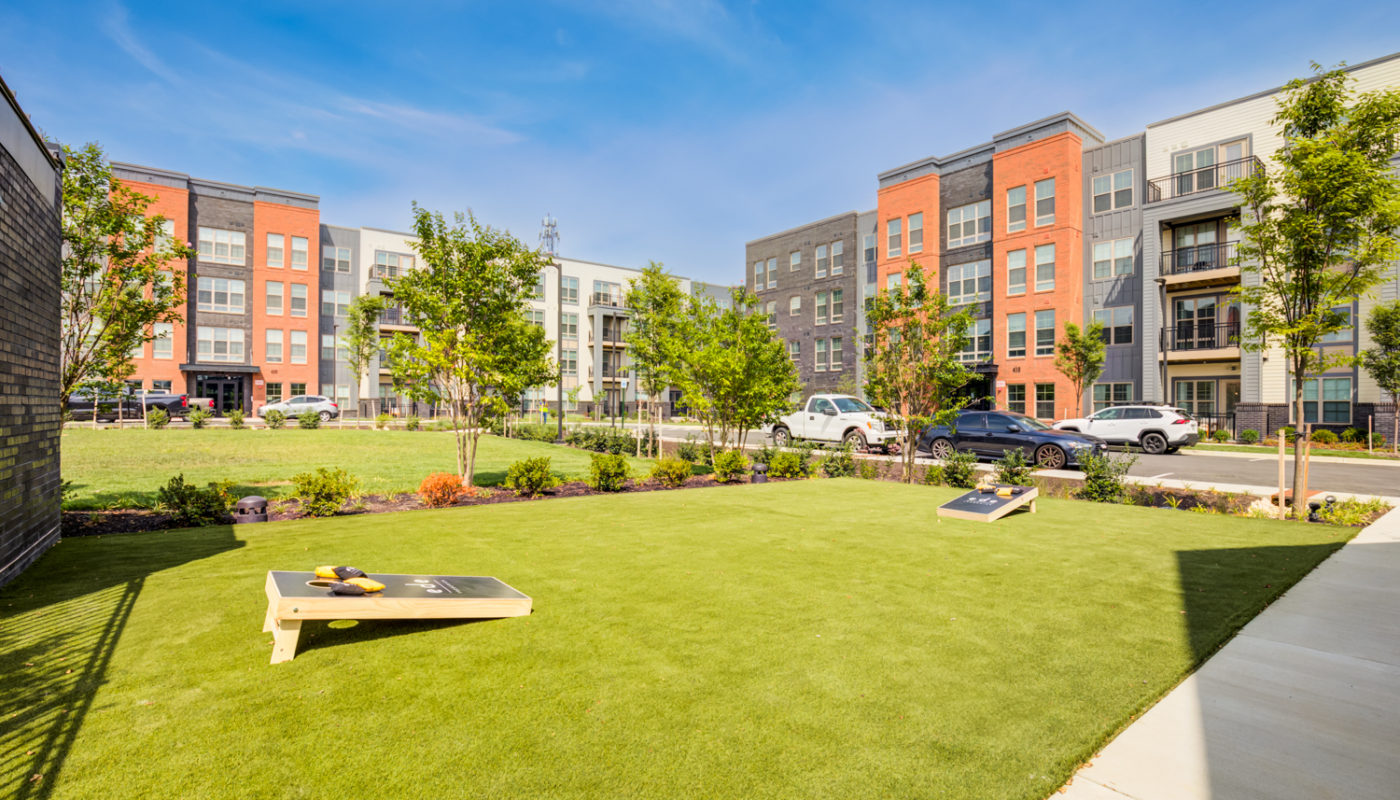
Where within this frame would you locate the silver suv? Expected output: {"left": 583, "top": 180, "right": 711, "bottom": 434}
{"left": 256, "top": 394, "right": 340, "bottom": 421}
{"left": 1052, "top": 405, "right": 1199, "bottom": 454}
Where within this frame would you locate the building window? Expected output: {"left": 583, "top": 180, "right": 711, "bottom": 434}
{"left": 816, "top": 291, "right": 829, "bottom": 325}
{"left": 815, "top": 338, "right": 829, "bottom": 372}
{"left": 1093, "top": 238, "right": 1135, "bottom": 279}
{"left": 152, "top": 379, "right": 172, "bottom": 393}
{"left": 1007, "top": 312, "right": 1026, "bottom": 358}
{"left": 1175, "top": 379, "right": 1216, "bottom": 415}
{"left": 886, "top": 272, "right": 902, "bottom": 293}
{"left": 1007, "top": 186, "right": 1026, "bottom": 232}
{"left": 267, "top": 233, "right": 284, "bottom": 268}
{"left": 1092, "top": 306, "right": 1134, "bottom": 345}
{"left": 266, "top": 382, "right": 283, "bottom": 404}
{"left": 291, "top": 382, "right": 307, "bottom": 398}
{"left": 1298, "top": 377, "right": 1352, "bottom": 423}
{"left": 766, "top": 258, "right": 777, "bottom": 289}
{"left": 374, "top": 251, "right": 414, "bottom": 279}
{"left": 908, "top": 213, "right": 923, "bottom": 254}
{"left": 290, "top": 284, "right": 307, "bottom": 317}
{"left": 1035, "top": 178, "right": 1055, "bottom": 226}
{"left": 532, "top": 272, "right": 546, "bottom": 299}
{"left": 887, "top": 218, "right": 902, "bottom": 257}
{"left": 266, "top": 329, "right": 283, "bottom": 363}
{"left": 196, "top": 327, "right": 244, "bottom": 363}
{"left": 1319, "top": 307, "right": 1354, "bottom": 344}
{"left": 1007, "top": 383, "right": 1026, "bottom": 415}
{"left": 266, "top": 281, "right": 284, "bottom": 315}
{"left": 321, "top": 290, "right": 350, "bottom": 318}
{"left": 290, "top": 236, "right": 309, "bottom": 270}
{"left": 1093, "top": 383, "right": 1132, "bottom": 412}
{"left": 816, "top": 244, "right": 829, "bottom": 278}
{"left": 863, "top": 234, "right": 876, "bottom": 267}
{"left": 766, "top": 301, "right": 777, "bottom": 328}
{"left": 1007, "top": 249, "right": 1026, "bottom": 295}
{"left": 322, "top": 334, "right": 344, "bottom": 362}
{"left": 947, "top": 259, "right": 991, "bottom": 305}
{"left": 561, "top": 348, "right": 578, "bottom": 377}
{"left": 831, "top": 289, "right": 844, "bottom": 323}
{"left": 1093, "top": 168, "right": 1134, "bottom": 212}
{"left": 1034, "top": 244, "right": 1055, "bottom": 291}
{"left": 322, "top": 245, "right": 351, "bottom": 272}
{"left": 1035, "top": 309, "right": 1055, "bottom": 356}
{"left": 959, "top": 318, "right": 992, "bottom": 363}
{"left": 1035, "top": 383, "right": 1056, "bottom": 419}
{"left": 561, "top": 276, "right": 579, "bottom": 304}
{"left": 151, "top": 323, "right": 173, "bottom": 360}
{"left": 561, "top": 312, "right": 578, "bottom": 339}
{"left": 754, "top": 260, "right": 765, "bottom": 290}
{"left": 947, "top": 201, "right": 991, "bottom": 248}
{"left": 830, "top": 337, "right": 843, "bottom": 371}
{"left": 290, "top": 330, "right": 307, "bottom": 364}
{"left": 788, "top": 340, "right": 800, "bottom": 361}
{"left": 789, "top": 296, "right": 801, "bottom": 316}
{"left": 525, "top": 308, "right": 546, "bottom": 327}
{"left": 196, "top": 277, "right": 245, "bottom": 313}
{"left": 790, "top": 250, "right": 801, "bottom": 271}
{"left": 831, "top": 240, "right": 845, "bottom": 275}
{"left": 198, "top": 227, "right": 246, "bottom": 265}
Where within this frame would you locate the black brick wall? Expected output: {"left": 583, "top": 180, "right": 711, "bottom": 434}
{"left": 0, "top": 141, "right": 62, "bottom": 587}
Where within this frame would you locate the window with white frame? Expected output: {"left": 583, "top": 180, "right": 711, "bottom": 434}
{"left": 815, "top": 338, "right": 829, "bottom": 372}
{"left": 908, "top": 213, "right": 923, "bottom": 254}
{"left": 375, "top": 251, "right": 414, "bottom": 279}
{"left": 129, "top": 338, "right": 144, "bottom": 361}
{"left": 1093, "top": 383, "right": 1132, "bottom": 412}
{"left": 322, "top": 334, "right": 346, "bottom": 363}
{"left": 816, "top": 244, "right": 829, "bottom": 278}
{"left": 290, "top": 236, "right": 308, "bottom": 269}
{"left": 1319, "top": 307, "right": 1354, "bottom": 344}
{"left": 561, "top": 312, "right": 578, "bottom": 339}
{"left": 561, "top": 348, "right": 578, "bottom": 376}
{"left": 766, "top": 258, "right": 777, "bottom": 289}
{"left": 1035, "top": 383, "right": 1056, "bottom": 418}
{"left": 1092, "top": 238, "right": 1135, "bottom": 279}
{"left": 290, "top": 330, "right": 307, "bottom": 364}
{"left": 863, "top": 234, "right": 876, "bottom": 266}
{"left": 1007, "top": 186, "right": 1026, "bottom": 232}
{"left": 1034, "top": 178, "right": 1055, "bottom": 226}
{"left": 754, "top": 260, "right": 765, "bottom": 290}
{"left": 266, "top": 281, "right": 283, "bottom": 315}
{"left": 322, "top": 245, "right": 351, "bottom": 272}
{"left": 766, "top": 301, "right": 777, "bottom": 328}
{"left": 1006, "top": 383, "right": 1026, "bottom": 414}
{"left": 1297, "top": 377, "right": 1352, "bottom": 423}
{"left": 959, "top": 318, "right": 992, "bottom": 363}
{"left": 947, "top": 201, "right": 991, "bottom": 248}
{"left": 829, "top": 337, "right": 843, "bottom": 371}
{"left": 290, "top": 283, "right": 307, "bottom": 317}
{"left": 1092, "top": 169, "right": 1134, "bottom": 212}
{"left": 267, "top": 233, "right": 284, "bottom": 268}
{"left": 265, "top": 329, "right": 283, "bottom": 363}
{"left": 789, "top": 296, "right": 801, "bottom": 316}
{"left": 198, "top": 227, "right": 246, "bottom": 265}
{"left": 532, "top": 272, "right": 546, "bottom": 299}
{"left": 947, "top": 260, "right": 991, "bottom": 305}
{"left": 1007, "top": 249, "right": 1026, "bottom": 295}
{"left": 321, "top": 290, "right": 350, "bottom": 318}
{"left": 152, "top": 323, "right": 173, "bottom": 359}
{"left": 790, "top": 250, "right": 801, "bottom": 271}
{"left": 197, "top": 327, "right": 244, "bottom": 362}
{"left": 886, "top": 272, "right": 902, "bottom": 293}
{"left": 1092, "top": 306, "right": 1134, "bottom": 345}
{"left": 525, "top": 309, "right": 545, "bottom": 327}
{"left": 1034, "top": 244, "right": 1055, "bottom": 291}
{"left": 788, "top": 340, "right": 800, "bottom": 361}
{"left": 196, "top": 277, "right": 245, "bottom": 313}
{"left": 816, "top": 291, "right": 829, "bottom": 325}
{"left": 831, "top": 289, "right": 844, "bottom": 323}
{"left": 1034, "top": 309, "right": 1055, "bottom": 356}
{"left": 887, "top": 218, "right": 902, "bottom": 257}
{"left": 831, "top": 240, "right": 844, "bottom": 274}
{"left": 1007, "top": 313, "right": 1026, "bottom": 358}
{"left": 561, "top": 276, "right": 579, "bottom": 304}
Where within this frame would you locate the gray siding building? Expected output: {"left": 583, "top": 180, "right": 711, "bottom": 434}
{"left": 1082, "top": 134, "right": 1146, "bottom": 409}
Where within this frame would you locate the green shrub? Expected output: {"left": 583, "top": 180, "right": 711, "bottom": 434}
{"left": 992, "top": 448, "right": 1034, "bottom": 486}
{"left": 750, "top": 443, "right": 777, "bottom": 466}
{"left": 1076, "top": 452, "right": 1137, "bottom": 503}
{"left": 1210, "top": 429, "right": 1229, "bottom": 443}
{"left": 676, "top": 435, "right": 703, "bottom": 464}
{"left": 156, "top": 474, "right": 232, "bottom": 528}
{"left": 227, "top": 409, "right": 245, "bottom": 429}
{"left": 376, "top": 413, "right": 394, "bottom": 430}
{"left": 145, "top": 408, "right": 169, "bottom": 429}
{"left": 1310, "top": 428, "right": 1338, "bottom": 444}
{"left": 188, "top": 406, "right": 211, "bottom": 429}
{"left": 263, "top": 409, "right": 286, "bottom": 429}
{"left": 922, "top": 464, "right": 944, "bottom": 486}
{"left": 504, "top": 457, "right": 560, "bottom": 497}
{"left": 587, "top": 452, "right": 631, "bottom": 492}
{"left": 941, "top": 449, "right": 979, "bottom": 489}
{"left": 1340, "top": 427, "right": 1364, "bottom": 444}
{"left": 1370, "top": 432, "right": 1387, "bottom": 448}
{"left": 818, "top": 446, "right": 856, "bottom": 478}
{"left": 406, "top": 414, "right": 421, "bottom": 431}
{"left": 1278, "top": 426, "right": 1296, "bottom": 443}
{"left": 711, "top": 450, "right": 750, "bottom": 483}
{"left": 767, "top": 450, "right": 808, "bottom": 479}
{"left": 291, "top": 467, "right": 358, "bottom": 517}
{"left": 1317, "top": 496, "right": 1389, "bottom": 526}
{"left": 649, "top": 457, "right": 693, "bottom": 488}
{"left": 513, "top": 423, "right": 559, "bottom": 443}
{"left": 565, "top": 426, "right": 649, "bottom": 455}
{"left": 858, "top": 460, "right": 881, "bottom": 480}
{"left": 1239, "top": 428, "right": 1259, "bottom": 444}
{"left": 298, "top": 409, "right": 321, "bottom": 429}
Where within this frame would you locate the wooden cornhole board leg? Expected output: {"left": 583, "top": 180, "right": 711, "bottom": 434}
{"left": 270, "top": 618, "right": 302, "bottom": 664}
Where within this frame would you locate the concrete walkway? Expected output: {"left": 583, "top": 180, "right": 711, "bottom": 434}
{"left": 1058, "top": 505, "right": 1400, "bottom": 800}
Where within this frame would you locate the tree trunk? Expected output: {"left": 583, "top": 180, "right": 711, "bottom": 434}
{"left": 1291, "top": 378, "right": 1307, "bottom": 517}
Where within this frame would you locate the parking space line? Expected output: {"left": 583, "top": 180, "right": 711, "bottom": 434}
{"left": 1147, "top": 472, "right": 1173, "bottom": 479}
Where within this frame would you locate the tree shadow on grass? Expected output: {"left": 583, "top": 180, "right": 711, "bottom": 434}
{"left": 64, "top": 483, "right": 293, "bottom": 511}
{"left": 0, "top": 526, "right": 244, "bottom": 799}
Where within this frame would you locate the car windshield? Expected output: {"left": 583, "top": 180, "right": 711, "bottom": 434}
{"left": 832, "top": 397, "right": 874, "bottom": 413}
{"left": 1007, "top": 413, "right": 1050, "bottom": 431}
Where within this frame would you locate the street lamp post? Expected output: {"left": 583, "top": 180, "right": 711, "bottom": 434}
{"left": 540, "top": 215, "right": 564, "bottom": 442}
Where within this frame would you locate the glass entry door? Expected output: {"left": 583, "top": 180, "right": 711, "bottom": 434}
{"left": 195, "top": 375, "right": 245, "bottom": 414}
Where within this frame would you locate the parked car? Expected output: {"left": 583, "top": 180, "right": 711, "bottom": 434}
{"left": 765, "top": 394, "right": 900, "bottom": 452}
{"left": 256, "top": 395, "right": 340, "bottom": 421}
{"left": 66, "top": 388, "right": 190, "bottom": 421}
{"left": 1052, "top": 405, "right": 1199, "bottom": 454}
{"left": 917, "top": 410, "right": 1108, "bottom": 469}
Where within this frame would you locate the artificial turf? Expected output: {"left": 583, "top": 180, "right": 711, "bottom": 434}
{"left": 0, "top": 480, "right": 1354, "bottom": 799}
{"left": 60, "top": 427, "right": 657, "bottom": 509}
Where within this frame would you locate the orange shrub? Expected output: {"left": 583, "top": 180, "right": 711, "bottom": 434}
{"left": 419, "top": 472, "right": 466, "bottom": 508}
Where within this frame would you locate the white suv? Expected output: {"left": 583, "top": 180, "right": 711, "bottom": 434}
{"left": 256, "top": 394, "right": 341, "bottom": 421}
{"left": 1052, "top": 405, "right": 1199, "bottom": 454}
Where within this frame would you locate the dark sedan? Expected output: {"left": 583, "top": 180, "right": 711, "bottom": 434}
{"left": 917, "top": 410, "right": 1108, "bottom": 470}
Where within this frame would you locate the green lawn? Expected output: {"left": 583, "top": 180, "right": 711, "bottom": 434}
{"left": 61, "top": 428, "right": 656, "bottom": 509}
{"left": 1, "top": 480, "right": 1352, "bottom": 799}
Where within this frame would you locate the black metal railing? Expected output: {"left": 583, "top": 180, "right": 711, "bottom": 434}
{"left": 1146, "top": 156, "right": 1263, "bottom": 203}
{"left": 1160, "top": 241, "right": 1241, "bottom": 275}
{"left": 356, "top": 398, "right": 444, "bottom": 419}
{"left": 590, "top": 291, "right": 624, "bottom": 307}
{"left": 1160, "top": 321, "right": 1242, "bottom": 351}
{"left": 377, "top": 306, "right": 409, "bottom": 326}
{"left": 1187, "top": 411, "right": 1237, "bottom": 440}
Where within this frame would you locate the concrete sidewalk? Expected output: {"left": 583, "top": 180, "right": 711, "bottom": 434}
{"left": 1058, "top": 506, "right": 1400, "bottom": 800}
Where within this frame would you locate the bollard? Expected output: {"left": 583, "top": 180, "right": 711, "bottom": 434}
{"left": 751, "top": 463, "right": 769, "bottom": 484}
{"left": 235, "top": 495, "right": 269, "bottom": 523}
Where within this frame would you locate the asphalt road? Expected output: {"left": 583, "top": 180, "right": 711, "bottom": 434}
{"left": 1120, "top": 451, "right": 1400, "bottom": 497}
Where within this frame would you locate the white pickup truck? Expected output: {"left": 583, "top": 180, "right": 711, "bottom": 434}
{"left": 766, "top": 394, "right": 900, "bottom": 452}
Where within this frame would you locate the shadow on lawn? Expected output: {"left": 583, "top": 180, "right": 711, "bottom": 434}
{"left": 295, "top": 617, "right": 493, "bottom": 657}
{"left": 0, "top": 526, "right": 244, "bottom": 799}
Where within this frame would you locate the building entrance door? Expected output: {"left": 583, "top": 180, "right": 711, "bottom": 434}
{"left": 195, "top": 375, "right": 245, "bottom": 415}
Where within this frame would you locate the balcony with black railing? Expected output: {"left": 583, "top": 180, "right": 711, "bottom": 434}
{"left": 1160, "top": 241, "right": 1241, "bottom": 277}
{"left": 1160, "top": 321, "right": 1242, "bottom": 354}
{"left": 377, "top": 306, "right": 413, "bottom": 327}
{"left": 589, "top": 291, "right": 625, "bottom": 308}
{"left": 1146, "top": 156, "right": 1263, "bottom": 203}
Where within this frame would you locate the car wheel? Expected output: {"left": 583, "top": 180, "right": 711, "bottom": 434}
{"left": 1141, "top": 432, "right": 1167, "bottom": 455}
{"left": 1035, "top": 444, "right": 1066, "bottom": 469}
{"left": 772, "top": 427, "right": 791, "bottom": 447}
{"left": 319, "top": 411, "right": 332, "bottom": 422}
{"left": 929, "top": 438, "right": 955, "bottom": 459}
{"left": 843, "top": 430, "right": 868, "bottom": 452}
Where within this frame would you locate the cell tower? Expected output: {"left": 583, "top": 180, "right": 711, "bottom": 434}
{"left": 539, "top": 214, "right": 559, "bottom": 258}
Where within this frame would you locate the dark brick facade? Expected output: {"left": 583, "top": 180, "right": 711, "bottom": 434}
{"left": 1, "top": 86, "right": 63, "bottom": 587}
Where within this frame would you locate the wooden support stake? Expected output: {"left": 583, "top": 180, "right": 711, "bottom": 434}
{"left": 1301, "top": 424, "right": 1312, "bottom": 510}
{"left": 1278, "top": 429, "right": 1287, "bottom": 519}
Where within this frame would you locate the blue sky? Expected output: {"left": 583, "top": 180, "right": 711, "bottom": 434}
{"left": 2, "top": 1, "right": 1398, "bottom": 284}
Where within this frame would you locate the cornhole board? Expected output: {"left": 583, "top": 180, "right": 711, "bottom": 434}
{"left": 935, "top": 485, "right": 1038, "bottom": 522}
{"left": 263, "top": 571, "right": 531, "bottom": 663}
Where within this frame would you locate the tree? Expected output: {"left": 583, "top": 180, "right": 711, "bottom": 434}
{"left": 60, "top": 142, "right": 191, "bottom": 402}
{"left": 625, "top": 262, "right": 686, "bottom": 458}
{"left": 1054, "top": 320, "right": 1107, "bottom": 417}
{"left": 863, "top": 265, "right": 973, "bottom": 483}
{"left": 342, "top": 293, "right": 388, "bottom": 426}
{"left": 384, "top": 206, "right": 554, "bottom": 485}
{"left": 1231, "top": 64, "right": 1400, "bottom": 514}
{"left": 1361, "top": 300, "right": 1400, "bottom": 452}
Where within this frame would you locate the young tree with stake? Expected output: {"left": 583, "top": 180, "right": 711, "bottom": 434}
{"left": 342, "top": 293, "right": 388, "bottom": 427}
{"left": 1055, "top": 320, "right": 1107, "bottom": 417}
{"left": 625, "top": 262, "right": 685, "bottom": 458}
{"left": 1361, "top": 300, "right": 1400, "bottom": 453}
